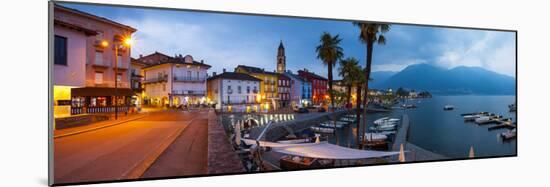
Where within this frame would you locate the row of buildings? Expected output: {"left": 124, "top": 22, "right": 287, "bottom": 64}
{"left": 52, "top": 4, "right": 338, "bottom": 117}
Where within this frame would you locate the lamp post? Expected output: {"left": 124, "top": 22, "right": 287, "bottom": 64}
{"left": 104, "top": 36, "right": 132, "bottom": 120}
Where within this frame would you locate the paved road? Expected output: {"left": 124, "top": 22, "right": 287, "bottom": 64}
{"left": 142, "top": 116, "right": 208, "bottom": 178}
{"left": 53, "top": 110, "right": 208, "bottom": 184}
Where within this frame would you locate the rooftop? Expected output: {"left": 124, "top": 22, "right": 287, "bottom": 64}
{"left": 54, "top": 4, "right": 137, "bottom": 32}
{"left": 141, "top": 53, "right": 212, "bottom": 69}
{"left": 298, "top": 69, "right": 328, "bottom": 80}
{"left": 207, "top": 72, "right": 263, "bottom": 82}
{"left": 235, "top": 65, "right": 279, "bottom": 75}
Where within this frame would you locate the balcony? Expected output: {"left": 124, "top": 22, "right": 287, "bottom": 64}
{"left": 222, "top": 100, "right": 260, "bottom": 105}
{"left": 227, "top": 89, "right": 233, "bottom": 94}
{"left": 113, "top": 63, "right": 128, "bottom": 70}
{"left": 85, "top": 80, "right": 129, "bottom": 88}
{"left": 172, "top": 90, "right": 206, "bottom": 96}
{"left": 173, "top": 76, "right": 206, "bottom": 83}
{"left": 144, "top": 75, "right": 168, "bottom": 84}
{"left": 92, "top": 61, "right": 110, "bottom": 68}
{"left": 253, "top": 89, "right": 259, "bottom": 94}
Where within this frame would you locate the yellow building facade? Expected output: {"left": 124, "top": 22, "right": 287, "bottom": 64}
{"left": 234, "top": 65, "right": 279, "bottom": 109}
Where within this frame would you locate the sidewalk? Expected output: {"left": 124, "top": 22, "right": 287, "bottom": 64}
{"left": 54, "top": 112, "right": 149, "bottom": 138}
{"left": 207, "top": 109, "right": 246, "bottom": 174}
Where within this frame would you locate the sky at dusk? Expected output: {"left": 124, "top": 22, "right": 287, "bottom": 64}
{"left": 61, "top": 3, "right": 516, "bottom": 78}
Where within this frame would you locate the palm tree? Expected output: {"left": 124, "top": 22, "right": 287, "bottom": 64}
{"left": 351, "top": 65, "right": 367, "bottom": 148}
{"left": 353, "top": 22, "right": 390, "bottom": 147}
{"left": 316, "top": 32, "right": 344, "bottom": 111}
{"left": 338, "top": 57, "right": 360, "bottom": 107}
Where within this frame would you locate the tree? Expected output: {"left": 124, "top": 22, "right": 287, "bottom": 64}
{"left": 316, "top": 32, "right": 344, "bottom": 111}
{"left": 352, "top": 65, "right": 367, "bottom": 148}
{"left": 353, "top": 22, "right": 390, "bottom": 147}
{"left": 338, "top": 57, "right": 360, "bottom": 106}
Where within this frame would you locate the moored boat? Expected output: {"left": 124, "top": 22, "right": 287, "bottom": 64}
{"left": 443, "top": 105, "right": 455, "bottom": 110}
{"left": 310, "top": 126, "right": 335, "bottom": 133}
{"left": 501, "top": 129, "right": 517, "bottom": 140}
{"left": 364, "top": 133, "right": 388, "bottom": 141}
{"left": 279, "top": 155, "right": 334, "bottom": 170}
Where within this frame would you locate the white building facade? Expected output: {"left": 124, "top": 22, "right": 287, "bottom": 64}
{"left": 207, "top": 72, "right": 262, "bottom": 112}
{"left": 143, "top": 54, "right": 211, "bottom": 107}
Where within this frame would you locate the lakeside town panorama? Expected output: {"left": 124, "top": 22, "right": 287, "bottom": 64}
{"left": 51, "top": 2, "right": 517, "bottom": 185}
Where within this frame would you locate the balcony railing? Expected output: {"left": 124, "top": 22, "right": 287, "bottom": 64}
{"left": 222, "top": 100, "right": 261, "bottom": 104}
{"left": 173, "top": 76, "right": 206, "bottom": 82}
{"left": 144, "top": 75, "right": 168, "bottom": 84}
{"left": 92, "top": 61, "right": 110, "bottom": 68}
{"left": 171, "top": 90, "right": 206, "bottom": 95}
{"left": 86, "top": 80, "right": 129, "bottom": 88}
{"left": 71, "top": 106, "right": 134, "bottom": 115}
{"left": 227, "top": 89, "right": 233, "bottom": 94}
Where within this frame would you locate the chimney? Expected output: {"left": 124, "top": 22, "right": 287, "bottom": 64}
{"left": 139, "top": 54, "right": 143, "bottom": 58}
{"left": 200, "top": 60, "right": 204, "bottom": 64}
{"left": 213, "top": 72, "right": 217, "bottom": 76}
{"left": 223, "top": 68, "right": 226, "bottom": 73}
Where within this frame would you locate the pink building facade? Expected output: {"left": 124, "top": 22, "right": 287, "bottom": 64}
{"left": 53, "top": 5, "right": 136, "bottom": 117}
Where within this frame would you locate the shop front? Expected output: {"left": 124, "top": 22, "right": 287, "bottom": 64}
{"left": 70, "top": 87, "right": 135, "bottom": 115}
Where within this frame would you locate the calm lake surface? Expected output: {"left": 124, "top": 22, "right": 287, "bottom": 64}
{"left": 326, "top": 95, "right": 516, "bottom": 159}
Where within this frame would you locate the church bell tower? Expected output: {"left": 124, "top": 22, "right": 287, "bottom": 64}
{"left": 277, "top": 40, "right": 286, "bottom": 73}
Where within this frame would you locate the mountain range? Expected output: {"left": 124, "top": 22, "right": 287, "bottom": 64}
{"left": 369, "top": 63, "right": 516, "bottom": 95}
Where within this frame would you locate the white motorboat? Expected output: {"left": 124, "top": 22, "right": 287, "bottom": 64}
{"left": 501, "top": 129, "right": 517, "bottom": 140}
{"left": 339, "top": 117, "right": 357, "bottom": 123}
{"left": 364, "top": 133, "right": 388, "bottom": 141}
{"left": 373, "top": 117, "right": 400, "bottom": 126}
{"left": 310, "top": 126, "right": 335, "bottom": 134}
{"left": 474, "top": 116, "right": 492, "bottom": 124}
{"left": 377, "top": 131, "right": 396, "bottom": 135}
{"left": 464, "top": 113, "right": 488, "bottom": 121}
{"left": 320, "top": 121, "right": 346, "bottom": 128}
{"left": 277, "top": 138, "right": 312, "bottom": 144}
{"left": 369, "top": 125, "right": 396, "bottom": 131}
{"left": 443, "top": 105, "right": 455, "bottom": 110}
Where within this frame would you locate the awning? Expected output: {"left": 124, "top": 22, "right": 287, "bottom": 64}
{"left": 71, "top": 87, "right": 134, "bottom": 97}
{"left": 242, "top": 139, "right": 400, "bottom": 160}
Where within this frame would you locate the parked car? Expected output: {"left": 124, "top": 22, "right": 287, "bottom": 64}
{"left": 317, "top": 107, "right": 326, "bottom": 112}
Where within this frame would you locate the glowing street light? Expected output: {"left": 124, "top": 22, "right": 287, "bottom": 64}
{"left": 112, "top": 36, "right": 132, "bottom": 120}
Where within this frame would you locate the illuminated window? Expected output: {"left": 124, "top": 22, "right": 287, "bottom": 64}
{"left": 95, "top": 51, "right": 103, "bottom": 65}
{"left": 117, "top": 73, "right": 122, "bottom": 82}
{"left": 95, "top": 72, "right": 103, "bottom": 84}
{"left": 116, "top": 55, "right": 123, "bottom": 68}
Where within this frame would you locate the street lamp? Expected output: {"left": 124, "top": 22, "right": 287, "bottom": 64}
{"left": 103, "top": 36, "right": 132, "bottom": 120}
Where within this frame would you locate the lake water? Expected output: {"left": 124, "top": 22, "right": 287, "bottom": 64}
{"left": 325, "top": 95, "right": 516, "bottom": 159}
{"left": 222, "top": 95, "right": 517, "bottom": 160}
{"left": 398, "top": 95, "right": 516, "bottom": 158}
